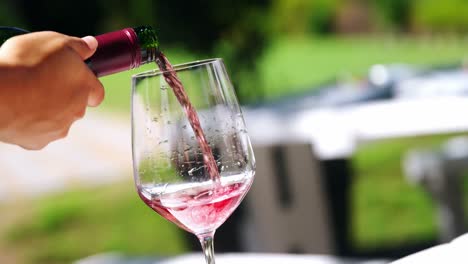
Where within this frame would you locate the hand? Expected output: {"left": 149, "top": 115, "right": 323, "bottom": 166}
{"left": 0, "top": 31, "right": 105, "bottom": 150}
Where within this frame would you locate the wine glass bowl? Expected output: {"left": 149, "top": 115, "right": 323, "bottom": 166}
{"left": 131, "top": 58, "right": 255, "bottom": 263}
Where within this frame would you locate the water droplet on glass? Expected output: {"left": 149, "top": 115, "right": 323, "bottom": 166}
{"left": 152, "top": 117, "right": 158, "bottom": 122}
{"left": 188, "top": 167, "right": 196, "bottom": 176}
{"left": 182, "top": 125, "right": 187, "bottom": 129}
{"left": 167, "top": 121, "right": 172, "bottom": 124}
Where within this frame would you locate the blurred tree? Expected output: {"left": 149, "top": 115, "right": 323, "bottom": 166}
{"left": 0, "top": 1, "right": 26, "bottom": 28}
{"left": 214, "top": 5, "right": 270, "bottom": 103}
{"left": 335, "top": 0, "right": 372, "bottom": 33}
{"left": 95, "top": 0, "right": 157, "bottom": 33}
{"left": 7, "top": 0, "right": 272, "bottom": 103}
{"left": 411, "top": 0, "right": 468, "bottom": 33}
{"left": 269, "top": 0, "right": 340, "bottom": 36}
{"left": 372, "top": 0, "right": 412, "bottom": 32}
{"left": 150, "top": 0, "right": 271, "bottom": 102}
{"left": 13, "top": 0, "right": 103, "bottom": 36}
{"left": 152, "top": 0, "right": 269, "bottom": 53}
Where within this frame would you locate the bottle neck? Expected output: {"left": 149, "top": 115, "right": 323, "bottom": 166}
{"left": 87, "top": 26, "right": 158, "bottom": 77}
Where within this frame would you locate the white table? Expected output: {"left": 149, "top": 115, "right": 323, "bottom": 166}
{"left": 75, "top": 252, "right": 388, "bottom": 264}
{"left": 391, "top": 233, "right": 468, "bottom": 264}
{"left": 245, "top": 96, "right": 468, "bottom": 159}
{"left": 159, "top": 253, "right": 388, "bottom": 264}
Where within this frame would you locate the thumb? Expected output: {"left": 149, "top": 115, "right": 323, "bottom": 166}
{"left": 66, "top": 36, "right": 97, "bottom": 60}
{"left": 81, "top": 36, "right": 98, "bottom": 53}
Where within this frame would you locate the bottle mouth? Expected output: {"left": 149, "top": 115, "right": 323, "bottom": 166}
{"left": 140, "top": 47, "right": 158, "bottom": 63}
{"left": 132, "top": 58, "right": 224, "bottom": 78}
{"left": 133, "top": 25, "right": 159, "bottom": 66}
{"left": 134, "top": 25, "right": 159, "bottom": 50}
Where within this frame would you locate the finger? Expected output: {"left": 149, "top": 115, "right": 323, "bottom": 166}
{"left": 66, "top": 36, "right": 96, "bottom": 60}
{"left": 73, "top": 105, "right": 87, "bottom": 121}
{"left": 87, "top": 80, "right": 105, "bottom": 107}
{"left": 20, "top": 140, "right": 48, "bottom": 151}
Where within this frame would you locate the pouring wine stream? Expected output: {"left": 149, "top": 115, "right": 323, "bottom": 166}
{"left": 155, "top": 52, "right": 222, "bottom": 187}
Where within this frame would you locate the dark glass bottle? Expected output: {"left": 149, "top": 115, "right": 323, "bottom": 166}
{"left": 0, "top": 25, "right": 159, "bottom": 77}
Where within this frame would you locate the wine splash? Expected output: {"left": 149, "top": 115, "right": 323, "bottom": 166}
{"left": 155, "top": 52, "right": 221, "bottom": 184}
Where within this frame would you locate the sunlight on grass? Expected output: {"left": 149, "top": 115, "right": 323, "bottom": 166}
{"left": 2, "top": 181, "right": 189, "bottom": 264}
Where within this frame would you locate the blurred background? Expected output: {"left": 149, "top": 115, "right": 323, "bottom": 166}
{"left": 2, "top": 0, "right": 468, "bottom": 263}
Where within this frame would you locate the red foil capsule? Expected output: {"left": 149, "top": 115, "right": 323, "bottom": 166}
{"left": 87, "top": 28, "right": 142, "bottom": 77}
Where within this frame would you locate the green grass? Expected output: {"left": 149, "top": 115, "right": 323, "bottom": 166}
{"left": 351, "top": 133, "right": 468, "bottom": 249}
{"left": 258, "top": 36, "right": 468, "bottom": 100}
{"left": 1, "top": 181, "right": 189, "bottom": 264}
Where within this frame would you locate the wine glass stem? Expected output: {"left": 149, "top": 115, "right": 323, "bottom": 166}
{"left": 198, "top": 232, "right": 216, "bottom": 264}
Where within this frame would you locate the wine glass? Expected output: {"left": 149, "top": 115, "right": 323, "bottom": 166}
{"left": 131, "top": 58, "right": 255, "bottom": 264}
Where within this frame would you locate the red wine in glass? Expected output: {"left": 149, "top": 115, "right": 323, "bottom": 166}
{"left": 138, "top": 176, "right": 253, "bottom": 235}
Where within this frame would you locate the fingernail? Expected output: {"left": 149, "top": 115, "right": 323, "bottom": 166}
{"left": 82, "top": 36, "right": 98, "bottom": 50}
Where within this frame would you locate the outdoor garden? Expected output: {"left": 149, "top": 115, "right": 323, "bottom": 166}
{"left": 1, "top": 0, "right": 468, "bottom": 263}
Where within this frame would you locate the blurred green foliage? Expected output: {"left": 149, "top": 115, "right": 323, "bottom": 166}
{"left": 2, "top": 0, "right": 468, "bottom": 104}
{"left": 100, "top": 36, "right": 468, "bottom": 114}
{"left": 258, "top": 36, "right": 468, "bottom": 99}
{"left": 269, "top": 0, "right": 339, "bottom": 35}
{"left": 411, "top": 0, "right": 468, "bottom": 33}
{"left": 372, "top": 0, "right": 412, "bottom": 31}
{"left": 3, "top": 182, "right": 188, "bottom": 264}
{"left": 352, "top": 132, "right": 468, "bottom": 249}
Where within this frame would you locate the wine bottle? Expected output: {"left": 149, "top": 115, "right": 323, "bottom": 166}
{"left": 0, "top": 25, "right": 159, "bottom": 77}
